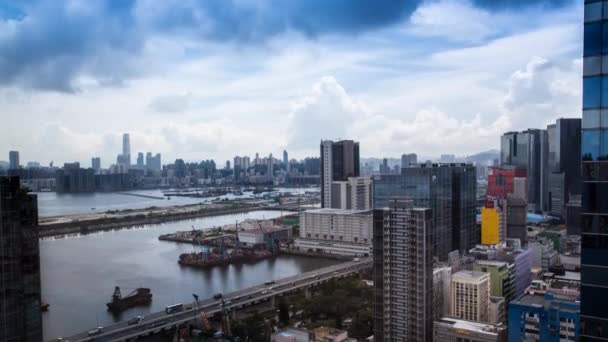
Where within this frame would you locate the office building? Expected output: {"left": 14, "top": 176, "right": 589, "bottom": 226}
{"left": 565, "top": 195, "right": 582, "bottom": 236}
{"left": 330, "top": 176, "right": 372, "bottom": 210}
{"left": 136, "top": 152, "right": 144, "bottom": 169}
{"left": 434, "top": 318, "right": 507, "bottom": 342}
{"left": 433, "top": 266, "right": 452, "bottom": 320}
{"left": 320, "top": 140, "right": 360, "bottom": 208}
{"left": 545, "top": 118, "right": 582, "bottom": 217}
{"left": 506, "top": 195, "right": 527, "bottom": 245}
{"left": 122, "top": 133, "right": 131, "bottom": 166}
{"left": 528, "top": 237, "right": 559, "bottom": 272}
{"left": 451, "top": 270, "right": 490, "bottom": 323}
{"left": 500, "top": 129, "right": 546, "bottom": 212}
{"left": 401, "top": 153, "right": 417, "bottom": 169}
{"left": 91, "top": 157, "right": 101, "bottom": 172}
{"left": 373, "top": 163, "right": 476, "bottom": 260}
{"left": 373, "top": 200, "right": 433, "bottom": 341}
{"left": 489, "top": 296, "right": 506, "bottom": 325}
{"left": 283, "top": 150, "right": 288, "bottom": 166}
{"left": 582, "top": 4, "right": 608, "bottom": 338}
{"left": 0, "top": 177, "right": 43, "bottom": 341}
{"left": 472, "top": 260, "right": 515, "bottom": 304}
{"left": 295, "top": 208, "right": 372, "bottom": 256}
{"left": 508, "top": 292, "right": 579, "bottom": 341}
{"left": 145, "top": 152, "right": 162, "bottom": 172}
{"left": 8, "top": 151, "right": 19, "bottom": 170}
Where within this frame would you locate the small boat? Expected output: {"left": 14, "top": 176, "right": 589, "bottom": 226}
{"left": 41, "top": 303, "right": 50, "bottom": 312}
{"left": 106, "top": 287, "right": 152, "bottom": 313}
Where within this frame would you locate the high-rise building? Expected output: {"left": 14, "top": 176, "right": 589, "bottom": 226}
{"left": 433, "top": 266, "right": 452, "bottom": 321}
{"left": 545, "top": 118, "right": 582, "bottom": 217}
{"left": 91, "top": 157, "right": 101, "bottom": 172}
{"left": 486, "top": 166, "right": 527, "bottom": 201}
{"left": 283, "top": 150, "right": 288, "bottom": 166}
{"left": 373, "top": 163, "right": 477, "bottom": 260}
{"left": 136, "top": 152, "right": 144, "bottom": 169}
{"left": 451, "top": 270, "right": 490, "bottom": 323}
{"left": 373, "top": 199, "right": 433, "bottom": 341}
{"left": 145, "top": 152, "right": 162, "bottom": 172}
{"left": 320, "top": 140, "right": 360, "bottom": 208}
{"left": 0, "top": 177, "right": 42, "bottom": 341}
{"left": 581, "top": 3, "right": 608, "bottom": 338}
{"left": 267, "top": 154, "right": 274, "bottom": 180}
{"left": 500, "top": 129, "right": 546, "bottom": 212}
{"left": 401, "top": 153, "right": 417, "bottom": 169}
{"left": 122, "top": 133, "right": 131, "bottom": 166}
{"left": 506, "top": 195, "right": 527, "bottom": 245}
{"left": 8, "top": 150, "right": 19, "bottom": 170}
{"left": 481, "top": 207, "right": 502, "bottom": 245}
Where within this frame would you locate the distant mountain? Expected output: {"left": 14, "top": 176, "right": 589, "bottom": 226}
{"left": 464, "top": 149, "right": 499, "bottom": 166}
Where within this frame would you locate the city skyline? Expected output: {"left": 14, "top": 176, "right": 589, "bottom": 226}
{"left": 0, "top": 0, "right": 583, "bottom": 165}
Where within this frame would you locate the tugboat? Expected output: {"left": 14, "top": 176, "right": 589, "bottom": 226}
{"left": 106, "top": 287, "right": 152, "bottom": 313}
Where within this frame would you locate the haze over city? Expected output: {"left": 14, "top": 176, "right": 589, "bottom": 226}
{"left": 0, "top": 0, "right": 583, "bottom": 166}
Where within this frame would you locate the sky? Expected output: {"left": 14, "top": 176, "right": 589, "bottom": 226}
{"left": 0, "top": 0, "right": 583, "bottom": 167}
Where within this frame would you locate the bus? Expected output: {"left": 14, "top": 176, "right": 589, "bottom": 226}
{"left": 165, "top": 303, "right": 184, "bottom": 314}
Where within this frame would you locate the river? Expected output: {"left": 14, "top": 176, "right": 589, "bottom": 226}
{"left": 40, "top": 210, "right": 338, "bottom": 340}
{"left": 36, "top": 187, "right": 318, "bottom": 217}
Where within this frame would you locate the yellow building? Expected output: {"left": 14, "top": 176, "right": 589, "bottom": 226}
{"left": 481, "top": 207, "right": 500, "bottom": 245}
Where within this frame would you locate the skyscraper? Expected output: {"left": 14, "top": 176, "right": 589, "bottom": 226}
{"left": 283, "top": 150, "right": 288, "bottom": 166}
{"left": 401, "top": 153, "right": 417, "bottom": 169}
{"left": 581, "top": 2, "right": 608, "bottom": 339}
{"left": 8, "top": 150, "right": 19, "bottom": 170}
{"left": 91, "top": 157, "right": 101, "bottom": 172}
{"left": 373, "top": 199, "right": 433, "bottom": 342}
{"left": 373, "top": 163, "right": 477, "bottom": 260}
{"left": 120, "top": 133, "right": 131, "bottom": 167}
{"left": 136, "top": 152, "right": 144, "bottom": 169}
{"left": 0, "top": 177, "right": 42, "bottom": 341}
{"left": 320, "top": 140, "right": 360, "bottom": 208}
{"left": 500, "top": 129, "right": 546, "bottom": 212}
{"left": 545, "top": 118, "right": 582, "bottom": 217}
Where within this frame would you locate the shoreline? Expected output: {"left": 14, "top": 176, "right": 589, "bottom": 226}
{"left": 38, "top": 205, "right": 288, "bottom": 238}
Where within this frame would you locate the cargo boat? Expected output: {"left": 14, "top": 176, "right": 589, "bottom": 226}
{"left": 178, "top": 249, "right": 273, "bottom": 269}
{"left": 106, "top": 287, "right": 152, "bottom": 313}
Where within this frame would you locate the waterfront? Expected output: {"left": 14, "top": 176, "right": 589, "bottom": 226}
{"left": 40, "top": 210, "right": 338, "bottom": 340}
{"left": 36, "top": 187, "right": 318, "bottom": 217}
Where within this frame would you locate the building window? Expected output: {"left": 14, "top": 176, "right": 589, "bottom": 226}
{"left": 585, "top": 21, "right": 603, "bottom": 57}
{"left": 584, "top": 76, "right": 602, "bottom": 109}
{"left": 583, "top": 130, "right": 601, "bottom": 161}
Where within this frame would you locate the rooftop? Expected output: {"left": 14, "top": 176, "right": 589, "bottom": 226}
{"left": 436, "top": 317, "right": 505, "bottom": 334}
{"left": 303, "top": 208, "right": 371, "bottom": 215}
{"left": 453, "top": 270, "right": 489, "bottom": 282}
{"left": 512, "top": 292, "right": 580, "bottom": 314}
{"left": 475, "top": 260, "right": 508, "bottom": 268}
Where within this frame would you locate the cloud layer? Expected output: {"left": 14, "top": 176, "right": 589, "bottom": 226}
{"left": 0, "top": 0, "right": 582, "bottom": 166}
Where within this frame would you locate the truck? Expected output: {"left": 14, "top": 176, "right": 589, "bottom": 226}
{"left": 165, "top": 303, "right": 184, "bottom": 314}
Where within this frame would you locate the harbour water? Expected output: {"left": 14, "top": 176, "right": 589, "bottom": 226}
{"left": 40, "top": 210, "right": 338, "bottom": 340}
{"left": 36, "top": 187, "right": 318, "bottom": 217}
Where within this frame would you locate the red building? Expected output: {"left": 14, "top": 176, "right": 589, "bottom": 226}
{"left": 486, "top": 166, "right": 527, "bottom": 202}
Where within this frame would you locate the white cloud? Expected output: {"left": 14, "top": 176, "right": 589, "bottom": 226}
{"left": 408, "top": 0, "right": 500, "bottom": 43}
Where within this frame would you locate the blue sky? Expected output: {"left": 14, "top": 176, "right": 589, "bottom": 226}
{"left": 0, "top": 0, "right": 583, "bottom": 166}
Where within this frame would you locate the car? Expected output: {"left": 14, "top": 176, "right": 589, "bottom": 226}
{"left": 224, "top": 300, "right": 232, "bottom": 305}
{"left": 87, "top": 327, "right": 103, "bottom": 336}
{"left": 290, "top": 282, "right": 296, "bottom": 286}
{"left": 247, "top": 295, "right": 253, "bottom": 299}
{"left": 127, "top": 316, "right": 144, "bottom": 326}
{"left": 353, "top": 258, "right": 360, "bottom": 262}
{"left": 261, "top": 290, "right": 268, "bottom": 295}
{"left": 213, "top": 293, "right": 223, "bottom": 300}
{"left": 264, "top": 280, "right": 276, "bottom": 285}
{"left": 314, "top": 274, "right": 319, "bottom": 279}
{"left": 268, "top": 286, "right": 274, "bottom": 291}
{"left": 233, "top": 296, "right": 241, "bottom": 301}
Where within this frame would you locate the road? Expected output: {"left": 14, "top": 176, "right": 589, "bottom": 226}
{"left": 61, "top": 257, "right": 371, "bottom": 342}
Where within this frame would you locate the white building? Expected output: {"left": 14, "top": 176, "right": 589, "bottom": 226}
{"left": 451, "top": 270, "right": 490, "bottom": 323}
{"left": 331, "top": 176, "right": 372, "bottom": 210}
{"left": 295, "top": 208, "right": 372, "bottom": 256}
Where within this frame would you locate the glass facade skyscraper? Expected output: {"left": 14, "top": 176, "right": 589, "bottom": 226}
{"left": 582, "top": 1, "right": 608, "bottom": 339}
{"left": 373, "top": 163, "right": 476, "bottom": 260}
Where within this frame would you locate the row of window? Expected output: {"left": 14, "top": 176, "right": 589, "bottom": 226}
{"left": 585, "top": 1, "right": 608, "bottom": 24}
{"left": 583, "top": 108, "right": 608, "bottom": 129}
{"left": 582, "top": 130, "right": 608, "bottom": 160}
